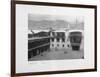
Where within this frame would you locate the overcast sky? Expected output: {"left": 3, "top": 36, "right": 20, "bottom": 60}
{"left": 28, "top": 14, "right": 84, "bottom": 30}
{"left": 28, "top": 14, "right": 84, "bottom": 23}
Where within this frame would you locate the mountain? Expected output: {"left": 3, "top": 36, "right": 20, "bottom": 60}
{"left": 28, "top": 20, "right": 84, "bottom": 30}
{"left": 28, "top": 20, "right": 69, "bottom": 30}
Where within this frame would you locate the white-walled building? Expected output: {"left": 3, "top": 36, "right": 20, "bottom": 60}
{"left": 50, "top": 30, "right": 70, "bottom": 50}
{"left": 50, "top": 29, "right": 84, "bottom": 51}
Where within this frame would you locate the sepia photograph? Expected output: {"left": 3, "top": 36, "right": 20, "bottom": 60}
{"left": 28, "top": 14, "right": 84, "bottom": 61}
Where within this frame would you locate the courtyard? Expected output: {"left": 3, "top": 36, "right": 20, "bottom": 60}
{"left": 29, "top": 48, "right": 84, "bottom": 61}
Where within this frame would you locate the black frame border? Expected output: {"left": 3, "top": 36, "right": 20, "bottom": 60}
{"left": 11, "top": 0, "right": 97, "bottom": 77}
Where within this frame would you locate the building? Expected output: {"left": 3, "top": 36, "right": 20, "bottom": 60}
{"left": 50, "top": 30, "right": 70, "bottom": 51}
{"left": 28, "top": 29, "right": 84, "bottom": 59}
{"left": 28, "top": 30, "right": 50, "bottom": 59}
{"left": 50, "top": 29, "right": 84, "bottom": 51}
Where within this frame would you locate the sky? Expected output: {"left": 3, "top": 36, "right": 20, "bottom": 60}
{"left": 28, "top": 14, "right": 84, "bottom": 30}
{"left": 28, "top": 14, "right": 84, "bottom": 23}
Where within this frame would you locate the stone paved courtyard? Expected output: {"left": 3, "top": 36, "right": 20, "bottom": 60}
{"left": 29, "top": 48, "right": 84, "bottom": 61}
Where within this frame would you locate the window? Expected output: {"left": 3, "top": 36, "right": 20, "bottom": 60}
{"left": 57, "top": 44, "right": 59, "bottom": 47}
{"left": 62, "top": 44, "right": 64, "bottom": 47}
{"left": 52, "top": 32, "right": 55, "bottom": 36}
{"left": 57, "top": 38, "right": 60, "bottom": 42}
{"left": 52, "top": 38, "right": 54, "bottom": 42}
{"left": 57, "top": 32, "right": 65, "bottom": 38}
{"left": 67, "top": 44, "right": 69, "bottom": 47}
{"left": 62, "top": 38, "right": 65, "bottom": 42}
